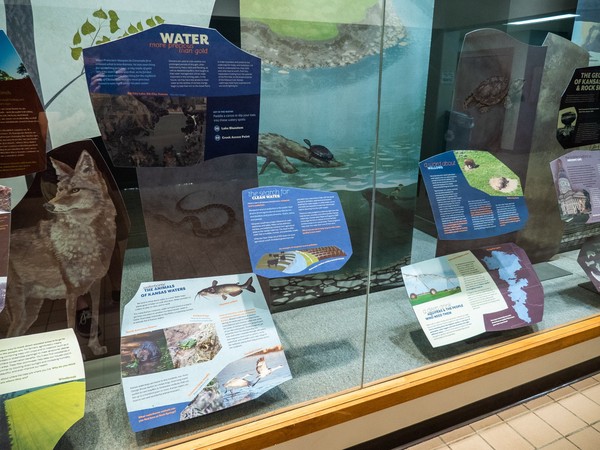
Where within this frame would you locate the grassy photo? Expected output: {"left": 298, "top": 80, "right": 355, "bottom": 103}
{"left": 3, "top": 381, "right": 84, "bottom": 449}
{"left": 455, "top": 150, "right": 523, "bottom": 197}
{"left": 242, "top": 0, "right": 379, "bottom": 40}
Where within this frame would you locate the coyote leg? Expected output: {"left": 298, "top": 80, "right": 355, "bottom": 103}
{"left": 87, "top": 281, "right": 107, "bottom": 356}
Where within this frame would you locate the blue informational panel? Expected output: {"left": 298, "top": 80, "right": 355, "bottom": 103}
{"left": 420, "top": 150, "right": 528, "bottom": 240}
{"left": 83, "top": 24, "right": 260, "bottom": 166}
{"left": 242, "top": 186, "right": 352, "bottom": 278}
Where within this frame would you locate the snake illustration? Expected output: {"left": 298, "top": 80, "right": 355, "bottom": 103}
{"left": 153, "top": 191, "right": 236, "bottom": 238}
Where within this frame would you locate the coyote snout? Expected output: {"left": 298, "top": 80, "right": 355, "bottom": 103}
{"left": 3, "top": 150, "right": 117, "bottom": 356}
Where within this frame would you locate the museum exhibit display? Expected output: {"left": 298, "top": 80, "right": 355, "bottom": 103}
{"left": 0, "top": 1, "right": 598, "bottom": 449}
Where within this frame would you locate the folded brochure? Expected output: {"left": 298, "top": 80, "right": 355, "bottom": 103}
{"left": 121, "top": 273, "right": 292, "bottom": 431}
{"left": 401, "top": 243, "right": 543, "bottom": 347}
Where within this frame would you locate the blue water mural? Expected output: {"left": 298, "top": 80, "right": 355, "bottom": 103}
{"left": 257, "top": 1, "right": 433, "bottom": 193}
{"left": 241, "top": 1, "right": 433, "bottom": 288}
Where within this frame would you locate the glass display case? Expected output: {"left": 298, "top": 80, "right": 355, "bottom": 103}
{"left": 0, "top": 0, "right": 599, "bottom": 449}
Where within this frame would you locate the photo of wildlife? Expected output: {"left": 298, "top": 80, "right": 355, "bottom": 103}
{"left": 164, "top": 323, "right": 222, "bottom": 368}
{"left": 121, "top": 330, "right": 174, "bottom": 378}
{"left": 241, "top": 0, "right": 434, "bottom": 306}
{"left": 121, "top": 273, "right": 291, "bottom": 431}
{"left": 89, "top": 94, "right": 207, "bottom": 167}
{"left": 181, "top": 347, "right": 291, "bottom": 420}
{"left": 0, "top": 142, "right": 130, "bottom": 360}
{"left": 456, "top": 150, "right": 523, "bottom": 196}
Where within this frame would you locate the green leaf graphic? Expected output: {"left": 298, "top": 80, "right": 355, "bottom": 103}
{"left": 155, "top": 16, "right": 165, "bottom": 24}
{"left": 108, "top": 10, "right": 119, "bottom": 21}
{"left": 109, "top": 20, "right": 120, "bottom": 34}
{"left": 146, "top": 18, "right": 157, "bottom": 27}
{"left": 92, "top": 8, "right": 108, "bottom": 19}
{"left": 81, "top": 19, "right": 96, "bottom": 35}
{"left": 136, "top": 21, "right": 143, "bottom": 31}
{"left": 70, "top": 47, "right": 82, "bottom": 60}
{"left": 96, "top": 36, "right": 110, "bottom": 44}
{"left": 72, "top": 30, "right": 81, "bottom": 45}
{"left": 127, "top": 23, "right": 138, "bottom": 34}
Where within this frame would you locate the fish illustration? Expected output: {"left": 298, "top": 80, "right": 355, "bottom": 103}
{"left": 196, "top": 276, "right": 256, "bottom": 300}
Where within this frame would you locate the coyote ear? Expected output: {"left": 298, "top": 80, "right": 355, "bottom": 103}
{"left": 75, "top": 150, "right": 97, "bottom": 175}
{"left": 50, "top": 157, "right": 73, "bottom": 179}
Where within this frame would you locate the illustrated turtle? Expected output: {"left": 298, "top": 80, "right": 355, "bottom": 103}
{"left": 303, "top": 139, "right": 335, "bottom": 163}
{"left": 463, "top": 75, "right": 522, "bottom": 113}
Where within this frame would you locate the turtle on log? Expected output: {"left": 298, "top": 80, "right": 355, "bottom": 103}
{"left": 303, "top": 139, "right": 335, "bottom": 164}
{"left": 463, "top": 76, "right": 524, "bottom": 113}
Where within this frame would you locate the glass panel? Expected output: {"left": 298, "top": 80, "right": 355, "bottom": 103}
{"left": 0, "top": 1, "right": 599, "bottom": 448}
{"left": 366, "top": 0, "right": 600, "bottom": 386}
{"left": 363, "top": 0, "right": 435, "bottom": 382}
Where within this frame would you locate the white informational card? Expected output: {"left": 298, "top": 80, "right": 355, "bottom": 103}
{"left": 0, "top": 329, "right": 85, "bottom": 449}
{"left": 121, "top": 273, "right": 292, "bottom": 432}
{"left": 401, "top": 243, "right": 544, "bottom": 347}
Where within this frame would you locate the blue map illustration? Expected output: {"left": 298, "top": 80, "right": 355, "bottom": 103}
{"left": 481, "top": 251, "right": 531, "bottom": 323}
